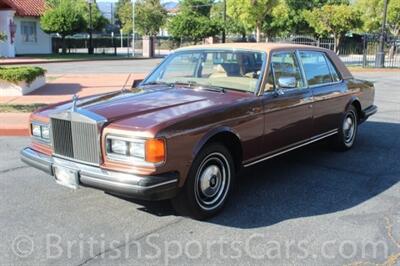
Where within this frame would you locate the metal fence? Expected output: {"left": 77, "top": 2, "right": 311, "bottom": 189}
{"left": 276, "top": 35, "right": 400, "bottom": 68}
{"left": 52, "top": 36, "right": 144, "bottom": 56}
{"left": 52, "top": 34, "right": 400, "bottom": 68}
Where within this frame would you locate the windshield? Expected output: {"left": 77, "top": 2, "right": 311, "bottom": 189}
{"left": 143, "top": 50, "right": 266, "bottom": 93}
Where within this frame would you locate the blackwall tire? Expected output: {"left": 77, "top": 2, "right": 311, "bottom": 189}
{"left": 333, "top": 105, "right": 358, "bottom": 151}
{"left": 171, "top": 143, "right": 235, "bottom": 220}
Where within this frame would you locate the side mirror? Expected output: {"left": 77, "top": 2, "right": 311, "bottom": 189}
{"left": 132, "top": 79, "right": 144, "bottom": 88}
{"left": 277, "top": 77, "right": 296, "bottom": 89}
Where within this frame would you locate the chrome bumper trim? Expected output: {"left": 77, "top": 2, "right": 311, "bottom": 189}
{"left": 363, "top": 105, "right": 378, "bottom": 118}
{"left": 20, "top": 148, "right": 179, "bottom": 200}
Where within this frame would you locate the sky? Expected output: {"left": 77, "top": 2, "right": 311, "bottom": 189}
{"left": 97, "top": 0, "right": 179, "bottom": 21}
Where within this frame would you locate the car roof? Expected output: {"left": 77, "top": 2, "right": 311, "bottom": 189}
{"left": 176, "top": 42, "right": 324, "bottom": 53}
{"left": 175, "top": 42, "right": 353, "bottom": 80}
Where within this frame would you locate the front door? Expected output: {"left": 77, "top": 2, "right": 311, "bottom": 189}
{"left": 260, "top": 51, "right": 313, "bottom": 156}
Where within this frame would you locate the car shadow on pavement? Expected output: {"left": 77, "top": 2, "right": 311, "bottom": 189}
{"left": 28, "top": 83, "right": 82, "bottom": 95}
{"left": 118, "top": 121, "right": 400, "bottom": 228}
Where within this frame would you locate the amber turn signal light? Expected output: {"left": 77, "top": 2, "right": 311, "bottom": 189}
{"left": 145, "top": 139, "right": 166, "bottom": 163}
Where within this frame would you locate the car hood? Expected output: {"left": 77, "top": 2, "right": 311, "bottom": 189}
{"left": 37, "top": 86, "right": 246, "bottom": 130}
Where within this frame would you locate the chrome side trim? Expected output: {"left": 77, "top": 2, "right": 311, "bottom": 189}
{"left": 243, "top": 129, "right": 338, "bottom": 167}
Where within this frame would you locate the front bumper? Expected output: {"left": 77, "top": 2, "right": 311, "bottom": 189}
{"left": 20, "top": 148, "right": 179, "bottom": 200}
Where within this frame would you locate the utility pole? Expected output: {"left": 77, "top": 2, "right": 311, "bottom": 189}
{"left": 222, "top": 0, "right": 226, "bottom": 43}
{"left": 375, "top": 0, "right": 388, "bottom": 68}
{"left": 87, "top": 0, "right": 94, "bottom": 55}
{"left": 132, "top": 0, "right": 136, "bottom": 57}
{"left": 120, "top": 29, "right": 123, "bottom": 48}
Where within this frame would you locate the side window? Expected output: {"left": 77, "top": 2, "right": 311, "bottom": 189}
{"left": 271, "top": 52, "right": 305, "bottom": 89}
{"left": 265, "top": 67, "right": 275, "bottom": 91}
{"left": 325, "top": 56, "right": 341, "bottom": 82}
{"left": 298, "top": 51, "right": 333, "bottom": 86}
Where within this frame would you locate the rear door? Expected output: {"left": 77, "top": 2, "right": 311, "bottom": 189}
{"left": 298, "top": 51, "right": 347, "bottom": 135}
{"left": 260, "top": 51, "right": 313, "bottom": 155}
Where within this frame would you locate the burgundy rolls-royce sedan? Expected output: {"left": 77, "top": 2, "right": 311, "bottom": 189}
{"left": 21, "top": 43, "right": 377, "bottom": 219}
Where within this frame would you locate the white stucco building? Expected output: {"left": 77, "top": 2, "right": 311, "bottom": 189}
{"left": 0, "top": 0, "right": 51, "bottom": 58}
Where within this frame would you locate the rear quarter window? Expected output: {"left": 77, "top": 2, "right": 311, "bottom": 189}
{"left": 298, "top": 51, "right": 334, "bottom": 86}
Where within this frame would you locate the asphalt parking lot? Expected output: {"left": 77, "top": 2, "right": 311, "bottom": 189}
{"left": 0, "top": 71, "right": 399, "bottom": 265}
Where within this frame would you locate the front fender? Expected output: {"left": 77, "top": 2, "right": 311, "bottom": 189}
{"left": 192, "top": 126, "right": 240, "bottom": 158}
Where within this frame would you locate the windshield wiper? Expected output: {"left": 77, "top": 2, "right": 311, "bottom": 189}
{"left": 143, "top": 80, "right": 225, "bottom": 93}
{"left": 142, "top": 81, "right": 171, "bottom": 86}
{"left": 172, "top": 80, "right": 225, "bottom": 93}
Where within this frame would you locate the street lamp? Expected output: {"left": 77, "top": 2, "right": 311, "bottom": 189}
{"left": 87, "top": 0, "right": 95, "bottom": 55}
{"left": 222, "top": 0, "right": 226, "bottom": 43}
{"left": 375, "top": 0, "right": 388, "bottom": 68}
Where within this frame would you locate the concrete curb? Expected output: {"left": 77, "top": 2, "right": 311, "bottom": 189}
{"left": 0, "top": 128, "right": 29, "bottom": 136}
{"left": 349, "top": 68, "right": 400, "bottom": 72}
{"left": 0, "top": 56, "right": 165, "bottom": 66}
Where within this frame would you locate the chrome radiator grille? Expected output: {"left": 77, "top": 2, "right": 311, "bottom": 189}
{"left": 51, "top": 118, "right": 101, "bottom": 165}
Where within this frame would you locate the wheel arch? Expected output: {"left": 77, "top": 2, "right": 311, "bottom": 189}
{"left": 192, "top": 127, "right": 243, "bottom": 171}
{"left": 346, "top": 97, "right": 362, "bottom": 121}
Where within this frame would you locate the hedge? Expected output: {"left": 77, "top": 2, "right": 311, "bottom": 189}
{"left": 0, "top": 67, "right": 46, "bottom": 84}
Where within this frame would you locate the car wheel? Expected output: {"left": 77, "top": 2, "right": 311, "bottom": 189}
{"left": 171, "top": 143, "right": 235, "bottom": 220}
{"left": 333, "top": 105, "right": 358, "bottom": 151}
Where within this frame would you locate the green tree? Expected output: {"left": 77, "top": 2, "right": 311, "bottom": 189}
{"left": 281, "top": 0, "right": 350, "bottom": 35}
{"left": 304, "top": 4, "right": 362, "bottom": 52}
{"left": 356, "top": 0, "right": 400, "bottom": 36}
{"left": 41, "top": 0, "right": 87, "bottom": 53}
{"left": 0, "top": 32, "right": 6, "bottom": 42}
{"left": 83, "top": 3, "right": 109, "bottom": 32}
{"left": 355, "top": 0, "right": 382, "bottom": 33}
{"left": 168, "top": 0, "right": 221, "bottom": 43}
{"left": 117, "top": 0, "right": 133, "bottom": 33}
{"left": 227, "top": 0, "right": 278, "bottom": 42}
{"left": 115, "top": 0, "right": 131, "bottom": 29}
{"left": 117, "top": 0, "right": 166, "bottom": 36}
{"left": 387, "top": 0, "right": 400, "bottom": 37}
{"left": 210, "top": 0, "right": 247, "bottom": 39}
{"left": 45, "top": 0, "right": 108, "bottom": 32}
{"left": 262, "top": 0, "right": 293, "bottom": 39}
{"left": 136, "top": 0, "right": 167, "bottom": 36}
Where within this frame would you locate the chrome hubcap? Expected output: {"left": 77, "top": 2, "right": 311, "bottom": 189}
{"left": 343, "top": 112, "right": 356, "bottom": 143}
{"left": 199, "top": 165, "right": 222, "bottom": 198}
{"left": 194, "top": 152, "right": 231, "bottom": 211}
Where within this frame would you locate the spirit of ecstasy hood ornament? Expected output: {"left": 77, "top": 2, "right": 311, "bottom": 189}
{"left": 71, "top": 94, "right": 78, "bottom": 112}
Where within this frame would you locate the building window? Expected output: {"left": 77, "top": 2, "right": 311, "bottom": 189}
{"left": 21, "top": 21, "right": 37, "bottom": 43}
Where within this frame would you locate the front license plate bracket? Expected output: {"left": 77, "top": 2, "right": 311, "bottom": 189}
{"left": 53, "top": 165, "right": 79, "bottom": 189}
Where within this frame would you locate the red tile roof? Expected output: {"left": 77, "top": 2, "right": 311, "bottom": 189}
{"left": 3, "top": 0, "right": 46, "bottom": 17}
